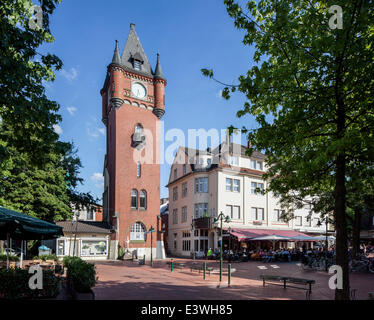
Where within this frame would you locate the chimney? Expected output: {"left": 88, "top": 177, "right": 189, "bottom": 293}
{"left": 226, "top": 130, "right": 231, "bottom": 145}
{"left": 130, "top": 23, "right": 135, "bottom": 30}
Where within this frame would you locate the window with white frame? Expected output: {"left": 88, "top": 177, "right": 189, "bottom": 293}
{"left": 251, "top": 160, "right": 263, "bottom": 170}
{"left": 226, "top": 178, "right": 232, "bottom": 191}
{"left": 173, "top": 186, "right": 178, "bottom": 201}
{"left": 251, "top": 182, "right": 264, "bottom": 194}
{"left": 195, "top": 177, "right": 208, "bottom": 193}
{"left": 233, "top": 179, "right": 240, "bottom": 192}
{"left": 182, "top": 240, "right": 191, "bottom": 251}
{"left": 131, "top": 189, "right": 138, "bottom": 209}
{"left": 226, "top": 205, "right": 241, "bottom": 220}
{"left": 182, "top": 206, "right": 187, "bottom": 223}
{"left": 87, "top": 208, "right": 94, "bottom": 220}
{"left": 194, "top": 203, "right": 208, "bottom": 218}
{"left": 130, "top": 222, "right": 146, "bottom": 240}
{"left": 295, "top": 216, "right": 302, "bottom": 226}
{"left": 207, "top": 158, "right": 211, "bottom": 166}
{"left": 226, "top": 178, "right": 240, "bottom": 192}
{"left": 273, "top": 209, "right": 285, "bottom": 222}
{"left": 252, "top": 207, "right": 265, "bottom": 221}
{"left": 229, "top": 156, "right": 239, "bottom": 166}
{"left": 57, "top": 240, "right": 65, "bottom": 256}
{"left": 182, "top": 182, "right": 187, "bottom": 198}
{"left": 182, "top": 231, "right": 191, "bottom": 238}
{"left": 305, "top": 216, "right": 312, "bottom": 227}
{"left": 81, "top": 240, "right": 107, "bottom": 256}
{"left": 140, "top": 190, "right": 147, "bottom": 209}
{"left": 172, "top": 209, "right": 178, "bottom": 224}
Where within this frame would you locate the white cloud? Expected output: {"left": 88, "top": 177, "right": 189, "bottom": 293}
{"left": 98, "top": 128, "right": 106, "bottom": 135}
{"left": 217, "top": 89, "right": 223, "bottom": 98}
{"left": 67, "top": 106, "right": 77, "bottom": 116}
{"left": 87, "top": 128, "right": 99, "bottom": 138}
{"left": 91, "top": 172, "right": 104, "bottom": 183}
{"left": 53, "top": 124, "right": 63, "bottom": 135}
{"left": 91, "top": 172, "right": 104, "bottom": 189}
{"left": 61, "top": 67, "right": 78, "bottom": 82}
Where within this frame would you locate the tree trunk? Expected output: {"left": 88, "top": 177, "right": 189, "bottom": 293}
{"left": 351, "top": 208, "right": 361, "bottom": 259}
{"left": 334, "top": 154, "right": 350, "bottom": 300}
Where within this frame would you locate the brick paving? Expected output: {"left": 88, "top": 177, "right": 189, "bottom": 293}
{"left": 92, "top": 258, "right": 374, "bottom": 300}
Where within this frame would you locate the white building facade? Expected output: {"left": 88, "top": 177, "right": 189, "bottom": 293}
{"left": 167, "top": 141, "right": 327, "bottom": 257}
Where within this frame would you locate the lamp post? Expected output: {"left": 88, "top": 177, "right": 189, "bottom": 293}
{"left": 191, "top": 220, "right": 195, "bottom": 262}
{"left": 147, "top": 226, "right": 155, "bottom": 267}
{"left": 213, "top": 211, "right": 231, "bottom": 282}
{"left": 72, "top": 211, "right": 80, "bottom": 258}
{"left": 228, "top": 226, "right": 232, "bottom": 263}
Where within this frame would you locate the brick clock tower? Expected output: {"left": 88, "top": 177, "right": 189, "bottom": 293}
{"left": 100, "top": 23, "right": 166, "bottom": 260}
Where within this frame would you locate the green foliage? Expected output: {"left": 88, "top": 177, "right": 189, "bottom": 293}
{"left": 0, "top": 254, "right": 20, "bottom": 262}
{"left": 32, "top": 254, "right": 58, "bottom": 262}
{"left": 0, "top": 0, "right": 100, "bottom": 222}
{"left": 65, "top": 257, "right": 96, "bottom": 293}
{"left": 0, "top": 268, "right": 60, "bottom": 299}
{"left": 204, "top": 0, "right": 374, "bottom": 299}
{"left": 117, "top": 245, "right": 125, "bottom": 260}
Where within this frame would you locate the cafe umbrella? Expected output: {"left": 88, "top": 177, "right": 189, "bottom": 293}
{"left": 0, "top": 206, "right": 64, "bottom": 269}
{"left": 250, "top": 234, "right": 292, "bottom": 250}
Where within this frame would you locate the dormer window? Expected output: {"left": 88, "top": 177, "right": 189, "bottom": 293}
{"left": 132, "top": 52, "right": 143, "bottom": 71}
{"left": 134, "top": 60, "right": 141, "bottom": 70}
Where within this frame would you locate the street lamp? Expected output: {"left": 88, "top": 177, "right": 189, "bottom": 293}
{"left": 213, "top": 211, "right": 231, "bottom": 282}
{"left": 228, "top": 226, "right": 232, "bottom": 263}
{"left": 147, "top": 226, "right": 155, "bottom": 267}
{"left": 191, "top": 220, "right": 195, "bottom": 262}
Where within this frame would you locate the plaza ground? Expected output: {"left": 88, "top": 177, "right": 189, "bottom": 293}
{"left": 92, "top": 258, "right": 374, "bottom": 300}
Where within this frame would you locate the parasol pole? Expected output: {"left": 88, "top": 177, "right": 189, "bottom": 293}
{"left": 20, "top": 240, "right": 24, "bottom": 269}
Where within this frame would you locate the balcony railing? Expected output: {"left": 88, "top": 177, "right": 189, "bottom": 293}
{"left": 193, "top": 217, "right": 212, "bottom": 229}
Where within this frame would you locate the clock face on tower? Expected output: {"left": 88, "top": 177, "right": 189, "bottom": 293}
{"left": 132, "top": 82, "right": 147, "bottom": 99}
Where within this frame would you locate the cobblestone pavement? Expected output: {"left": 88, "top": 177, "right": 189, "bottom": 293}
{"left": 92, "top": 258, "right": 374, "bottom": 300}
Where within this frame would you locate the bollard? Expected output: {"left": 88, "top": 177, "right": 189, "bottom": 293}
{"left": 171, "top": 259, "right": 173, "bottom": 272}
{"left": 203, "top": 262, "right": 206, "bottom": 280}
{"left": 228, "top": 264, "right": 231, "bottom": 287}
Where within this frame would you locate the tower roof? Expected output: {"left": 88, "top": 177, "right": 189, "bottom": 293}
{"left": 111, "top": 40, "right": 121, "bottom": 65}
{"left": 154, "top": 53, "right": 163, "bottom": 78}
{"left": 121, "top": 23, "right": 153, "bottom": 76}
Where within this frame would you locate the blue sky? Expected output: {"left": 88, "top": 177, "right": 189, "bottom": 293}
{"left": 42, "top": 0, "right": 258, "bottom": 200}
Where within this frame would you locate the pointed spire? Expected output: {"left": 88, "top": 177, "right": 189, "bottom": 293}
{"left": 154, "top": 53, "right": 163, "bottom": 78}
{"left": 121, "top": 23, "right": 153, "bottom": 76}
{"left": 111, "top": 40, "right": 121, "bottom": 65}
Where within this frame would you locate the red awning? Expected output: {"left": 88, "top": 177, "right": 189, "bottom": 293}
{"left": 226, "top": 228, "right": 312, "bottom": 242}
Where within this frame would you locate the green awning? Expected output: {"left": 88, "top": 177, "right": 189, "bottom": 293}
{"left": 0, "top": 206, "right": 63, "bottom": 240}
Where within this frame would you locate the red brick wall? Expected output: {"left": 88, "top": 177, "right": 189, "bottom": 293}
{"left": 102, "top": 66, "right": 165, "bottom": 250}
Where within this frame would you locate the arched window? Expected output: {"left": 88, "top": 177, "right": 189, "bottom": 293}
{"left": 131, "top": 189, "right": 138, "bottom": 209}
{"left": 130, "top": 222, "right": 145, "bottom": 241}
{"left": 137, "top": 162, "right": 141, "bottom": 178}
{"left": 140, "top": 190, "right": 147, "bottom": 209}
